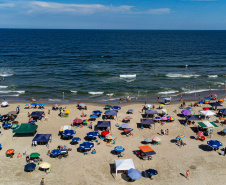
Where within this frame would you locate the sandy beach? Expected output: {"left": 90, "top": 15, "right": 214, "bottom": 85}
{"left": 0, "top": 99, "right": 226, "bottom": 185}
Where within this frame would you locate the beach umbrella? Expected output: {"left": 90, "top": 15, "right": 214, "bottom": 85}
{"left": 152, "top": 137, "right": 161, "bottom": 142}
{"left": 144, "top": 138, "right": 152, "bottom": 143}
{"left": 155, "top": 116, "right": 161, "bottom": 120}
{"left": 87, "top": 131, "right": 100, "bottom": 138}
{"left": 90, "top": 115, "right": 98, "bottom": 119}
{"left": 64, "top": 110, "right": 70, "bottom": 114}
{"left": 92, "top": 110, "right": 102, "bottom": 115}
{"left": 167, "top": 116, "right": 174, "bottom": 121}
{"left": 77, "top": 102, "right": 82, "bottom": 104}
{"left": 181, "top": 109, "right": 191, "bottom": 116}
{"left": 160, "top": 104, "right": 165, "bottom": 107}
{"left": 203, "top": 107, "right": 210, "bottom": 111}
{"left": 29, "top": 120, "right": 36, "bottom": 124}
{"left": 39, "top": 162, "right": 51, "bottom": 169}
{"left": 30, "top": 153, "right": 40, "bottom": 158}
{"left": 196, "top": 131, "right": 204, "bottom": 136}
{"left": 176, "top": 135, "right": 186, "bottom": 139}
{"left": 3, "top": 123, "right": 11, "bottom": 128}
{"left": 145, "top": 104, "right": 152, "bottom": 108}
{"left": 128, "top": 109, "right": 134, "bottom": 113}
{"left": 83, "top": 120, "right": 90, "bottom": 124}
{"left": 112, "top": 106, "right": 121, "bottom": 110}
{"left": 62, "top": 129, "right": 76, "bottom": 137}
{"left": 31, "top": 103, "right": 38, "bottom": 106}
{"left": 73, "top": 118, "right": 83, "bottom": 124}
{"left": 161, "top": 117, "right": 167, "bottom": 120}
{"left": 120, "top": 124, "right": 130, "bottom": 129}
{"left": 11, "top": 123, "right": 19, "bottom": 129}
{"left": 124, "top": 128, "right": 133, "bottom": 133}
{"left": 127, "top": 168, "right": 142, "bottom": 180}
{"left": 114, "top": 146, "right": 125, "bottom": 152}
{"left": 223, "top": 129, "right": 226, "bottom": 133}
{"left": 1, "top": 101, "right": 8, "bottom": 107}
{"left": 105, "top": 105, "right": 112, "bottom": 109}
{"left": 198, "top": 101, "right": 204, "bottom": 104}
{"left": 51, "top": 149, "right": 61, "bottom": 156}
{"left": 186, "top": 107, "right": 193, "bottom": 111}
{"left": 53, "top": 104, "right": 60, "bottom": 107}
{"left": 125, "top": 116, "right": 133, "bottom": 120}
{"left": 79, "top": 142, "right": 94, "bottom": 150}
{"left": 106, "top": 134, "right": 114, "bottom": 139}
{"left": 72, "top": 137, "right": 81, "bottom": 143}
{"left": 101, "top": 131, "right": 109, "bottom": 136}
{"left": 6, "top": 149, "right": 14, "bottom": 155}
{"left": 39, "top": 103, "right": 45, "bottom": 107}
{"left": 146, "top": 169, "right": 158, "bottom": 177}
{"left": 25, "top": 104, "right": 30, "bottom": 107}
{"left": 105, "top": 110, "right": 117, "bottom": 116}
{"left": 79, "top": 103, "right": 86, "bottom": 107}
{"left": 218, "top": 99, "right": 223, "bottom": 102}
{"left": 207, "top": 140, "right": 223, "bottom": 149}
{"left": 24, "top": 163, "right": 36, "bottom": 171}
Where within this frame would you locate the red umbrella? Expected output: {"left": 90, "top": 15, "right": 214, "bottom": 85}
{"left": 6, "top": 149, "right": 15, "bottom": 155}
{"left": 77, "top": 102, "right": 82, "bottom": 104}
{"left": 203, "top": 107, "right": 209, "bottom": 111}
{"left": 73, "top": 118, "right": 83, "bottom": 124}
{"left": 101, "top": 131, "right": 109, "bottom": 136}
{"left": 196, "top": 131, "right": 204, "bottom": 136}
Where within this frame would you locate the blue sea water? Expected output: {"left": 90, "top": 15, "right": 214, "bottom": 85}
{"left": 0, "top": 29, "right": 225, "bottom": 103}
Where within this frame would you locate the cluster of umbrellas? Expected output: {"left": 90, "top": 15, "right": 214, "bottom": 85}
{"left": 154, "top": 116, "right": 174, "bottom": 121}
{"left": 73, "top": 118, "right": 90, "bottom": 124}
{"left": 126, "top": 168, "right": 158, "bottom": 181}
{"left": 25, "top": 103, "right": 45, "bottom": 107}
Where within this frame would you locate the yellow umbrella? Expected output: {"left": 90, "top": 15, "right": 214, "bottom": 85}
{"left": 160, "top": 104, "right": 165, "bottom": 107}
{"left": 39, "top": 162, "right": 51, "bottom": 169}
{"left": 65, "top": 110, "right": 70, "bottom": 114}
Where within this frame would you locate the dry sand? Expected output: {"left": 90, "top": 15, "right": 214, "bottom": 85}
{"left": 0, "top": 100, "right": 225, "bottom": 185}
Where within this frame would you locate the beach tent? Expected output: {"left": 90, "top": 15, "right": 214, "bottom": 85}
{"left": 32, "top": 134, "right": 51, "bottom": 145}
{"left": 105, "top": 110, "right": 117, "bottom": 116}
{"left": 218, "top": 109, "right": 226, "bottom": 114}
{"left": 140, "top": 119, "right": 155, "bottom": 129}
{"left": 96, "top": 121, "right": 111, "bottom": 130}
{"left": 198, "top": 121, "right": 219, "bottom": 128}
{"left": 13, "top": 124, "right": 38, "bottom": 134}
{"left": 115, "top": 159, "right": 135, "bottom": 178}
{"left": 30, "top": 111, "right": 44, "bottom": 120}
{"left": 200, "top": 110, "right": 216, "bottom": 118}
{"left": 185, "top": 115, "right": 200, "bottom": 121}
{"left": 145, "top": 110, "right": 159, "bottom": 115}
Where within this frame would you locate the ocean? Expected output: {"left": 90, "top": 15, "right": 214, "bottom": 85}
{"left": 0, "top": 29, "right": 225, "bottom": 103}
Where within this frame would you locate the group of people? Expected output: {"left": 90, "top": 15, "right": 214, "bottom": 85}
{"left": 160, "top": 129, "right": 169, "bottom": 136}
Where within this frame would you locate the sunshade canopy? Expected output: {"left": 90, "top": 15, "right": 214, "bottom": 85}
{"left": 200, "top": 110, "right": 216, "bottom": 116}
{"left": 209, "top": 102, "right": 222, "bottom": 107}
{"left": 138, "top": 145, "right": 154, "bottom": 152}
{"left": 127, "top": 168, "right": 142, "bottom": 180}
{"left": 105, "top": 110, "right": 117, "bottom": 116}
{"left": 30, "top": 111, "right": 44, "bottom": 118}
{"left": 141, "top": 119, "right": 154, "bottom": 125}
{"left": 39, "top": 162, "right": 51, "bottom": 169}
{"left": 185, "top": 115, "right": 200, "bottom": 121}
{"left": 218, "top": 109, "right": 226, "bottom": 114}
{"left": 198, "top": 121, "right": 219, "bottom": 128}
{"left": 115, "top": 159, "right": 135, "bottom": 178}
{"left": 72, "top": 137, "right": 81, "bottom": 142}
{"left": 96, "top": 121, "right": 111, "bottom": 129}
{"left": 13, "top": 124, "right": 38, "bottom": 134}
{"left": 24, "top": 163, "right": 36, "bottom": 171}
{"left": 145, "top": 110, "right": 159, "bottom": 115}
{"left": 32, "top": 134, "right": 51, "bottom": 142}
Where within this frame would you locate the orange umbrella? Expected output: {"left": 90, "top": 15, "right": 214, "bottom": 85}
{"left": 6, "top": 149, "right": 15, "bottom": 155}
{"left": 218, "top": 99, "right": 223, "bottom": 102}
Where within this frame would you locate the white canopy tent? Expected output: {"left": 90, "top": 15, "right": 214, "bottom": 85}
{"left": 200, "top": 110, "right": 216, "bottom": 116}
{"left": 114, "top": 159, "right": 135, "bottom": 178}
{"left": 60, "top": 125, "right": 71, "bottom": 131}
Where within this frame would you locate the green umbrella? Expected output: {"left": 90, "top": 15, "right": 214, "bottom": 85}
{"left": 11, "top": 123, "right": 19, "bottom": 129}
{"left": 105, "top": 105, "right": 112, "bottom": 108}
{"left": 30, "top": 153, "right": 40, "bottom": 158}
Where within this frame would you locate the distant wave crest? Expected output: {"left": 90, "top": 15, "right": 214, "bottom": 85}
{"left": 89, "top": 92, "right": 104, "bottom": 95}
{"left": 120, "top": 74, "right": 136, "bottom": 78}
{"left": 166, "top": 73, "right": 200, "bottom": 78}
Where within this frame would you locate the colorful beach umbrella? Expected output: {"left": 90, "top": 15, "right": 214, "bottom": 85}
{"left": 39, "top": 103, "right": 45, "bottom": 107}
{"left": 64, "top": 110, "right": 70, "bottom": 114}
{"left": 161, "top": 117, "right": 167, "bottom": 120}
{"left": 146, "top": 169, "right": 158, "bottom": 176}
{"left": 167, "top": 116, "right": 174, "bottom": 121}
{"left": 83, "top": 120, "right": 90, "bottom": 124}
{"left": 31, "top": 103, "right": 38, "bottom": 106}
{"left": 87, "top": 131, "right": 100, "bottom": 138}
{"left": 181, "top": 109, "right": 191, "bottom": 115}
{"left": 196, "top": 131, "right": 204, "bottom": 136}
{"left": 124, "top": 128, "right": 133, "bottom": 133}
{"left": 154, "top": 116, "right": 161, "bottom": 120}
{"left": 25, "top": 104, "right": 30, "bottom": 107}
{"left": 145, "top": 104, "right": 152, "bottom": 108}
{"left": 223, "top": 129, "right": 226, "bottom": 133}
{"left": 79, "top": 103, "right": 86, "bottom": 107}
{"left": 125, "top": 116, "right": 133, "bottom": 120}
{"left": 6, "top": 149, "right": 14, "bottom": 155}
{"left": 198, "top": 101, "right": 204, "bottom": 104}
{"left": 207, "top": 140, "right": 223, "bottom": 149}
{"left": 106, "top": 134, "right": 114, "bottom": 139}
{"left": 62, "top": 129, "right": 76, "bottom": 137}
{"left": 127, "top": 168, "right": 142, "bottom": 180}
{"left": 11, "top": 123, "right": 19, "bottom": 129}
{"left": 79, "top": 142, "right": 94, "bottom": 150}
{"left": 53, "top": 104, "right": 60, "bottom": 107}
{"left": 51, "top": 149, "right": 61, "bottom": 156}
{"left": 105, "top": 105, "right": 112, "bottom": 109}
{"left": 73, "top": 118, "right": 83, "bottom": 124}
{"left": 3, "top": 123, "right": 11, "bottom": 128}
{"left": 152, "top": 137, "right": 161, "bottom": 142}
{"left": 176, "top": 135, "right": 186, "bottom": 139}
{"left": 186, "top": 107, "right": 193, "bottom": 111}
{"left": 218, "top": 99, "right": 223, "bottom": 102}
{"left": 72, "top": 137, "right": 81, "bottom": 143}
{"left": 30, "top": 152, "right": 40, "bottom": 158}
{"left": 160, "top": 104, "right": 165, "bottom": 107}
{"left": 114, "top": 146, "right": 125, "bottom": 152}
{"left": 101, "top": 131, "right": 109, "bottom": 136}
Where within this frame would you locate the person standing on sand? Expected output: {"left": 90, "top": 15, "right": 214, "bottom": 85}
{"left": 40, "top": 178, "right": 45, "bottom": 185}
{"left": 161, "top": 129, "right": 163, "bottom": 136}
{"left": 167, "top": 129, "right": 169, "bottom": 135}
{"left": 186, "top": 170, "right": 189, "bottom": 180}
{"left": 158, "top": 96, "right": 159, "bottom": 102}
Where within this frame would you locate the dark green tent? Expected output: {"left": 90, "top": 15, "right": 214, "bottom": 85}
{"left": 13, "top": 123, "right": 38, "bottom": 134}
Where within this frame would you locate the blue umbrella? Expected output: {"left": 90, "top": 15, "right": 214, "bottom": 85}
{"left": 90, "top": 115, "right": 98, "bottom": 119}
{"left": 205, "top": 97, "right": 211, "bottom": 100}
{"left": 207, "top": 140, "right": 223, "bottom": 149}
{"left": 62, "top": 129, "right": 76, "bottom": 137}
{"left": 79, "top": 142, "right": 94, "bottom": 150}
{"left": 0, "top": 143, "right": 2, "bottom": 148}
{"left": 3, "top": 123, "right": 11, "bottom": 128}
{"left": 87, "top": 131, "right": 100, "bottom": 138}
{"left": 127, "top": 168, "right": 142, "bottom": 180}
{"left": 105, "top": 110, "right": 117, "bottom": 116}
{"left": 146, "top": 169, "right": 158, "bottom": 176}
{"left": 24, "top": 163, "right": 36, "bottom": 171}
{"left": 29, "top": 120, "right": 36, "bottom": 124}
{"left": 186, "top": 107, "right": 193, "bottom": 110}
{"left": 51, "top": 149, "right": 61, "bottom": 156}
{"left": 114, "top": 146, "right": 125, "bottom": 152}
{"left": 39, "top": 103, "right": 45, "bottom": 107}
{"left": 72, "top": 137, "right": 81, "bottom": 143}
{"left": 223, "top": 129, "right": 226, "bottom": 133}
{"left": 120, "top": 124, "right": 129, "bottom": 129}
{"left": 198, "top": 101, "right": 204, "bottom": 104}
{"left": 92, "top": 110, "right": 102, "bottom": 115}
{"left": 31, "top": 103, "right": 38, "bottom": 106}
{"left": 112, "top": 106, "right": 121, "bottom": 110}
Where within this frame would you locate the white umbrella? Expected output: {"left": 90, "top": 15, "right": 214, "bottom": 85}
{"left": 1, "top": 101, "right": 8, "bottom": 107}
{"left": 200, "top": 110, "right": 216, "bottom": 116}
{"left": 145, "top": 104, "right": 152, "bottom": 108}
{"left": 144, "top": 138, "right": 152, "bottom": 143}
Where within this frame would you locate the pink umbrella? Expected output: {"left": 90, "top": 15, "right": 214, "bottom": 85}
{"left": 196, "top": 131, "right": 204, "bottom": 136}
{"left": 161, "top": 117, "right": 167, "bottom": 120}
{"left": 73, "top": 118, "right": 83, "bottom": 124}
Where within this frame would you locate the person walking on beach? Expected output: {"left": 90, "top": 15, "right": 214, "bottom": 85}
{"left": 186, "top": 170, "right": 190, "bottom": 180}
{"left": 161, "top": 129, "right": 163, "bottom": 136}
{"left": 167, "top": 129, "right": 169, "bottom": 135}
{"left": 119, "top": 98, "right": 121, "bottom": 104}
{"left": 158, "top": 96, "right": 159, "bottom": 102}
{"left": 48, "top": 109, "right": 50, "bottom": 115}
{"left": 40, "top": 178, "right": 45, "bottom": 185}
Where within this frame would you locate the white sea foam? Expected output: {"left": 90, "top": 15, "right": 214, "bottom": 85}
{"left": 214, "top": 82, "right": 224, "bottom": 85}
{"left": 71, "top": 91, "right": 77, "bottom": 93}
{"left": 125, "top": 79, "right": 135, "bottom": 83}
{"left": 106, "top": 93, "right": 114, "bottom": 96}
{"left": 166, "top": 73, "right": 200, "bottom": 78}
{"left": 89, "top": 92, "right": 104, "bottom": 95}
{"left": 182, "top": 89, "right": 218, "bottom": 94}
{"left": 0, "top": 86, "right": 8, "bottom": 88}
{"left": 48, "top": 99, "right": 61, "bottom": 102}
{"left": 0, "top": 90, "right": 25, "bottom": 94}
{"left": 7, "top": 94, "right": 20, "bottom": 96}
{"left": 120, "top": 74, "right": 136, "bottom": 78}
{"left": 208, "top": 75, "right": 218, "bottom": 78}
{"left": 158, "top": 90, "right": 179, "bottom": 94}
{"left": 0, "top": 73, "right": 13, "bottom": 77}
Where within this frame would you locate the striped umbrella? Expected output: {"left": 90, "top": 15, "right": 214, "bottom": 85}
{"left": 124, "top": 128, "right": 133, "bottom": 133}
{"left": 167, "top": 116, "right": 174, "bottom": 121}
{"left": 176, "top": 135, "right": 186, "bottom": 139}
{"left": 25, "top": 104, "right": 30, "bottom": 107}
{"left": 106, "top": 134, "right": 114, "bottom": 139}
{"left": 83, "top": 120, "right": 90, "bottom": 124}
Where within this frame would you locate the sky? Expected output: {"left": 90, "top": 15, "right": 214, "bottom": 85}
{"left": 0, "top": 0, "right": 225, "bottom": 29}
